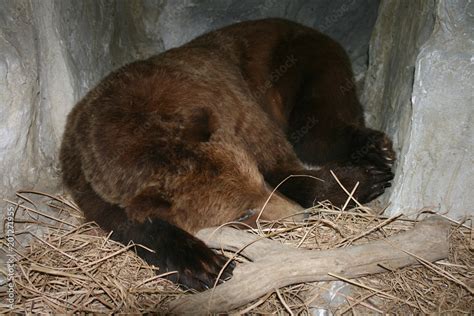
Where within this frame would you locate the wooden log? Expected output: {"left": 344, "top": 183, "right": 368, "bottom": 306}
{"left": 169, "top": 216, "right": 450, "bottom": 314}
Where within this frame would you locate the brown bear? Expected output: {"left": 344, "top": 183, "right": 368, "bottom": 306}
{"left": 60, "top": 18, "right": 395, "bottom": 290}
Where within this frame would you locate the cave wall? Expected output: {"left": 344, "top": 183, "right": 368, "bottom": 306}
{"left": 363, "top": 0, "right": 473, "bottom": 219}
{"left": 0, "top": 0, "right": 472, "bottom": 219}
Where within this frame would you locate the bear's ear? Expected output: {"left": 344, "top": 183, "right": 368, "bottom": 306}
{"left": 182, "top": 108, "right": 216, "bottom": 143}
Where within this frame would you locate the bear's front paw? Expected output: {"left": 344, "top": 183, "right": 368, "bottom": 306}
{"left": 354, "top": 164, "right": 394, "bottom": 203}
{"left": 351, "top": 128, "right": 396, "bottom": 170}
{"left": 155, "top": 234, "right": 234, "bottom": 291}
{"left": 133, "top": 219, "right": 235, "bottom": 291}
{"left": 326, "top": 163, "right": 394, "bottom": 205}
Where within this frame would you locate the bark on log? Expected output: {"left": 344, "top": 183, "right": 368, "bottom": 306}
{"left": 169, "top": 216, "right": 450, "bottom": 314}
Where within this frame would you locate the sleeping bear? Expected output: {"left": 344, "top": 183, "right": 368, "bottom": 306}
{"left": 60, "top": 18, "right": 395, "bottom": 290}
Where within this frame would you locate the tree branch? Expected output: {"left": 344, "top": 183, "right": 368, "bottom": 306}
{"left": 169, "top": 216, "right": 450, "bottom": 313}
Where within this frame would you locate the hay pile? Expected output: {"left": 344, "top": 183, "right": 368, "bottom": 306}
{"left": 0, "top": 192, "right": 472, "bottom": 314}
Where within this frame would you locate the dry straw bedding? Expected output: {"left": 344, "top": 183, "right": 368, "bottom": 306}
{"left": 0, "top": 192, "right": 472, "bottom": 314}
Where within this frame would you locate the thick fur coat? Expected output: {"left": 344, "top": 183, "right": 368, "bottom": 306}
{"left": 60, "top": 18, "right": 395, "bottom": 290}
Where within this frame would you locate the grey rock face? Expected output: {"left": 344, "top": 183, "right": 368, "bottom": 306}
{"left": 0, "top": 0, "right": 157, "bottom": 202}
{"left": 363, "top": 0, "right": 473, "bottom": 219}
{"left": 395, "top": 1, "right": 473, "bottom": 218}
{"left": 0, "top": 1, "right": 59, "bottom": 199}
{"left": 156, "top": 0, "right": 379, "bottom": 75}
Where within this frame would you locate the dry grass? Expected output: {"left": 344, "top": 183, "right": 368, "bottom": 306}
{"left": 0, "top": 192, "right": 472, "bottom": 314}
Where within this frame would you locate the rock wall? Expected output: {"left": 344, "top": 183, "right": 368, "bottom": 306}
{"left": 1, "top": 0, "right": 472, "bottom": 219}
{"left": 363, "top": 0, "right": 473, "bottom": 219}
{"left": 0, "top": 0, "right": 158, "bottom": 201}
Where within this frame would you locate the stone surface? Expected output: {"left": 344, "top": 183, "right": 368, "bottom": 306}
{"left": 362, "top": 0, "right": 473, "bottom": 219}
{"left": 156, "top": 0, "right": 379, "bottom": 75}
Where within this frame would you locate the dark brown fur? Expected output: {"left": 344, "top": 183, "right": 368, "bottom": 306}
{"left": 60, "top": 18, "right": 395, "bottom": 290}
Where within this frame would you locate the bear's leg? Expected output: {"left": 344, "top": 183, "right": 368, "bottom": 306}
{"left": 265, "top": 34, "right": 395, "bottom": 170}
{"left": 275, "top": 122, "right": 395, "bottom": 208}
{"left": 288, "top": 108, "right": 395, "bottom": 172}
{"left": 268, "top": 56, "right": 395, "bottom": 207}
{"left": 61, "top": 139, "right": 233, "bottom": 291}
{"left": 263, "top": 92, "right": 395, "bottom": 207}
{"left": 255, "top": 107, "right": 394, "bottom": 208}
{"left": 285, "top": 65, "right": 395, "bottom": 169}
{"left": 285, "top": 97, "right": 395, "bottom": 208}
{"left": 264, "top": 161, "right": 394, "bottom": 209}
{"left": 68, "top": 178, "right": 233, "bottom": 291}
